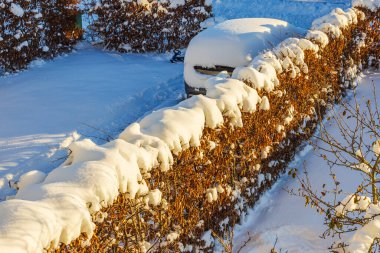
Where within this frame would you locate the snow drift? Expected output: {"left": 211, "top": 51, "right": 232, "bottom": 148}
{"left": 184, "top": 18, "right": 305, "bottom": 89}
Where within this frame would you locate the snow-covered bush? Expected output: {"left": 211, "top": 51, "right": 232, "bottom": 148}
{"left": 0, "top": 0, "right": 42, "bottom": 71}
{"left": 0, "top": 3, "right": 379, "bottom": 253}
{"left": 88, "top": 0, "right": 212, "bottom": 52}
{"left": 0, "top": 0, "right": 82, "bottom": 72}
{"left": 359, "top": 7, "right": 380, "bottom": 68}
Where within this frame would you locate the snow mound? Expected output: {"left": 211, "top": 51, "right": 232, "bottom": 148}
{"left": 306, "top": 30, "right": 329, "bottom": 48}
{"left": 335, "top": 195, "right": 371, "bottom": 216}
{"left": 186, "top": 18, "right": 305, "bottom": 69}
{"left": 16, "top": 170, "right": 47, "bottom": 190}
{"left": 0, "top": 137, "right": 165, "bottom": 252}
{"left": 184, "top": 18, "right": 305, "bottom": 89}
{"left": 349, "top": 203, "right": 380, "bottom": 253}
{"left": 311, "top": 8, "right": 359, "bottom": 37}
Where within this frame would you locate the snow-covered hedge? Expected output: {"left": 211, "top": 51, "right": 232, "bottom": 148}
{"left": 88, "top": 0, "right": 212, "bottom": 52}
{"left": 0, "top": 0, "right": 82, "bottom": 72}
{"left": 0, "top": 2, "right": 379, "bottom": 253}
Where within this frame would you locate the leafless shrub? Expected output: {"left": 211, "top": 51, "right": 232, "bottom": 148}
{"left": 291, "top": 82, "right": 380, "bottom": 252}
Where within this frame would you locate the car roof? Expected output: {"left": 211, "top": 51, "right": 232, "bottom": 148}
{"left": 185, "top": 18, "right": 305, "bottom": 69}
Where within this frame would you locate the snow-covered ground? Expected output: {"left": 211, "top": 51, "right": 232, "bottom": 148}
{"left": 213, "top": 0, "right": 351, "bottom": 28}
{"left": 234, "top": 71, "right": 380, "bottom": 253}
{"left": 0, "top": 0, "right": 377, "bottom": 251}
{"left": 0, "top": 43, "right": 184, "bottom": 200}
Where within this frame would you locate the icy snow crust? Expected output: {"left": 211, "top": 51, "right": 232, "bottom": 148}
{"left": 184, "top": 18, "right": 305, "bottom": 89}
{"left": 0, "top": 3, "right": 372, "bottom": 252}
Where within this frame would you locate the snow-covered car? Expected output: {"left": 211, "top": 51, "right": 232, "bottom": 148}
{"left": 184, "top": 18, "right": 305, "bottom": 96}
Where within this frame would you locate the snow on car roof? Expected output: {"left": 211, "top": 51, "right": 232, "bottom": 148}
{"left": 185, "top": 18, "right": 305, "bottom": 69}
{"left": 184, "top": 18, "right": 305, "bottom": 89}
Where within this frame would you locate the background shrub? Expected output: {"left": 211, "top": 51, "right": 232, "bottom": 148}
{"left": 0, "top": 0, "right": 212, "bottom": 72}
{"left": 0, "top": 0, "right": 82, "bottom": 73}
{"left": 0, "top": 0, "right": 42, "bottom": 72}
{"left": 40, "top": 0, "right": 83, "bottom": 57}
{"left": 51, "top": 7, "right": 380, "bottom": 253}
{"left": 88, "top": 0, "right": 213, "bottom": 52}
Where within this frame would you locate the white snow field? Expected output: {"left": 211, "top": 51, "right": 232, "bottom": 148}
{"left": 213, "top": 0, "right": 351, "bottom": 28}
{"left": 0, "top": 0, "right": 377, "bottom": 251}
{"left": 0, "top": 43, "right": 184, "bottom": 200}
{"left": 234, "top": 71, "right": 380, "bottom": 252}
{"left": 0, "top": 0, "right": 351, "bottom": 201}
